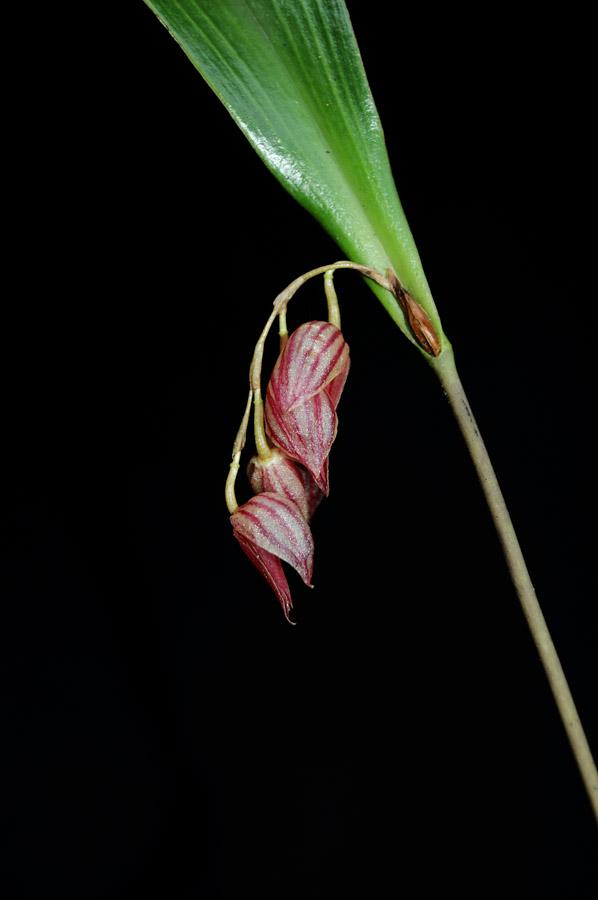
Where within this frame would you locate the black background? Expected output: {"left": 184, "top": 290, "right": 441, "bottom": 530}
{"left": 3, "top": 2, "right": 596, "bottom": 897}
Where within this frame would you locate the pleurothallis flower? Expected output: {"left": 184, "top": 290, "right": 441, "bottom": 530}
{"left": 264, "top": 321, "right": 350, "bottom": 495}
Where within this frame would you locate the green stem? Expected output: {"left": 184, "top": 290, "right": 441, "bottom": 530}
{"left": 435, "top": 349, "right": 598, "bottom": 823}
{"left": 324, "top": 270, "right": 341, "bottom": 328}
{"left": 253, "top": 387, "right": 272, "bottom": 460}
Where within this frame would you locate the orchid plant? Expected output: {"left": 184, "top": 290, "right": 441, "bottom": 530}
{"left": 142, "top": 0, "right": 597, "bottom": 822}
{"left": 226, "top": 261, "right": 398, "bottom": 621}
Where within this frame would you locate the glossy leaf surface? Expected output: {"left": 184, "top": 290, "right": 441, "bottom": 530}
{"left": 143, "top": 0, "right": 446, "bottom": 350}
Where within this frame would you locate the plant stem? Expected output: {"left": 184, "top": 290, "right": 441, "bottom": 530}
{"left": 435, "top": 349, "right": 598, "bottom": 823}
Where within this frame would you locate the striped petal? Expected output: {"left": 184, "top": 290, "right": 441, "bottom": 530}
{"left": 297, "top": 466, "right": 325, "bottom": 521}
{"left": 265, "top": 388, "right": 336, "bottom": 494}
{"left": 231, "top": 492, "right": 314, "bottom": 587}
{"left": 264, "top": 321, "right": 349, "bottom": 493}
{"left": 234, "top": 532, "right": 293, "bottom": 622}
{"left": 325, "top": 354, "right": 351, "bottom": 410}
{"left": 247, "top": 449, "right": 311, "bottom": 521}
{"left": 268, "top": 321, "right": 349, "bottom": 413}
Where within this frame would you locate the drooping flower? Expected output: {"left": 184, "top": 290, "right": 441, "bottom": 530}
{"left": 247, "top": 448, "right": 322, "bottom": 522}
{"left": 230, "top": 491, "right": 314, "bottom": 621}
{"left": 265, "top": 321, "right": 350, "bottom": 494}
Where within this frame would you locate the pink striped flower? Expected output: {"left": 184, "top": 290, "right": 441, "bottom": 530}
{"left": 230, "top": 492, "right": 314, "bottom": 621}
{"left": 247, "top": 449, "right": 323, "bottom": 522}
{"left": 265, "top": 322, "right": 350, "bottom": 495}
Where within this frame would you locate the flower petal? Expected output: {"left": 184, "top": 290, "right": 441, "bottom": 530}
{"left": 234, "top": 533, "right": 294, "bottom": 622}
{"left": 231, "top": 492, "right": 314, "bottom": 586}
{"left": 325, "top": 354, "right": 350, "bottom": 410}
{"left": 265, "top": 388, "right": 336, "bottom": 494}
{"left": 247, "top": 449, "right": 311, "bottom": 521}
{"left": 297, "top": 466, "right": 324, "bottom": 520}
{"left": 268, "top": 321, "right": 349, "bottom": 413}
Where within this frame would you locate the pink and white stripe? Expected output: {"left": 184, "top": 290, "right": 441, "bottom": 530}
{"left": 298, "top": 465, "right": 324, "bottom": 520}
{"left": 326, "top": 355, "right": 350, "bottom": 410}
{"left": 265, "top": 388, "right": 336, "bottom": 494}
{"left": 247, "top": 449, "right": 312, "bottom": 522}
{"left": 231, "top": 491, "right": 314, "bottom": 590}
{"left": 268, "top": 322, "right": 349, "bottom": 412}
{"left": 233, "top": 533, "right": 294, "bottom": 622}
{"left": 265, "top": 321, "right": 350, "bottom": 495}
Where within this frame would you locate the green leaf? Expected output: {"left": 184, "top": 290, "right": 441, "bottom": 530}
{"left": 143, "top": 0, "right": 447, "bottom": 350}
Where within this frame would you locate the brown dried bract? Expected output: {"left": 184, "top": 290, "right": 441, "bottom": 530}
{"left": 386, "top": 270, "right": 441, "bottom": 357}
